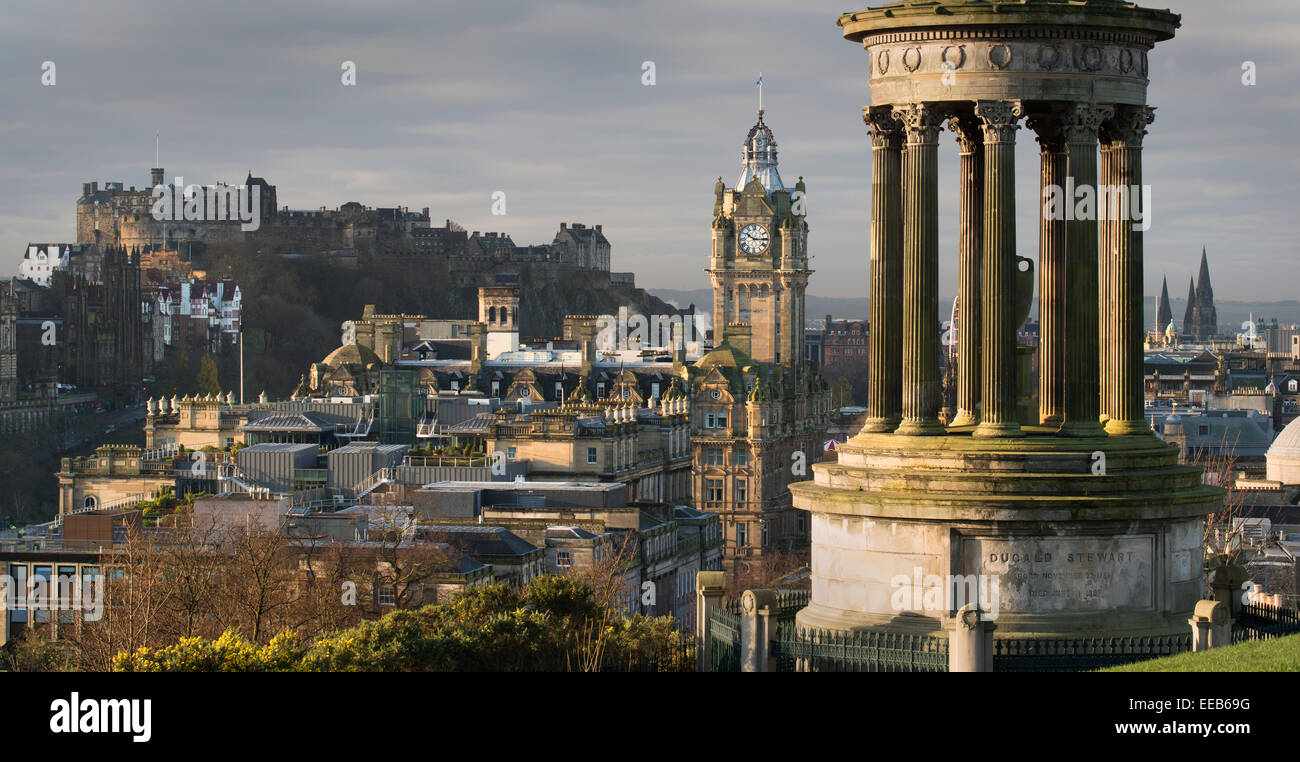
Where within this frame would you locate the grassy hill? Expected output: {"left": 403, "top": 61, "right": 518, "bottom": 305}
{"left": 1099, "top": 634, "right": 1300, "bottom": 672}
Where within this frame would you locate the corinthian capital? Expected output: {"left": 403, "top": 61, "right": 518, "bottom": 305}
{"left": 1061, "top": 102, "right": 1115, "bottom": 146}
{"left": 891, "top": 103, "right": 944, "bottom": 145}
{"left": 946, "top": 114, "right": 983, "bottom": 155}
{"left": 863, "top": 106, "right": 903, "bottom": 149}
{"left": 1102, "top": 105, "right": 1156, "bottom": 149}
{"left": 1026, "top": 111, "right": 1066, "bottom": 154}
{"left": 974, "top": 100, "right": 1023, "bottom": 144}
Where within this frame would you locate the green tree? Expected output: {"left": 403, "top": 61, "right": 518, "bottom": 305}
{"left": 196, "top": 354, "right": 221, "bottom": 395}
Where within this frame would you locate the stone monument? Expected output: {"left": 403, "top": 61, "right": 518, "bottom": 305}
{"left": 790, "top": 0, "right": 1223, "bottom": 639}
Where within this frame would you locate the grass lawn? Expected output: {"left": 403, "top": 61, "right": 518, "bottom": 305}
{"left": 1099, "top": 633, "right": 1300, "bottom": 672}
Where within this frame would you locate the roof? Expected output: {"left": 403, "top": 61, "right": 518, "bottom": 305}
{"left": 1269, "top": 416, "right": 1300, "bottom": 461}
{"left": 239, "top": 412, "right": 337, "bottom": 433}
{"left": 546, "top": 526, "right": 599, "bottom": 540}
{"left": 324, "top": 343, "right": 382, "bottom": 367}
{"left": 239, "top": 442, "right": 319, "bottom": 453}
{"left": 417, "top": 525, "right": 539, "bottom": 558}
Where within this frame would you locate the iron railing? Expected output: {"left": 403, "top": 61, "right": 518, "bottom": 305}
{"left": 773, "top": 624, "right": 949, "bottom": 672}
{"left": 708, "top": 608, "right": 742, "bottom": 672}
{"left": 1232, "top": 600, "right": 1300, "bottom": 644}
{"left": 993, "top": 635, "right": 1192, "bottom": 672}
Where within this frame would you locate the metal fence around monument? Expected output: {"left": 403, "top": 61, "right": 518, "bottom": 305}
{"left": 772, "top": 624, "right": 949, "bottom": 672}
{"left": 708, "top": 608, "right": 742, "bottom": 672}
{"left": 1232, "top": 600, "right": 1300, "bottom": 644}
{"left": 992, "top": 635, "right": 1192, "bottom": 672}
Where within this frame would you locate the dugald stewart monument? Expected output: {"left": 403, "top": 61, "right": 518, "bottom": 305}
{"left": 791, "top": 0, "right": 1224, "bottom": 639}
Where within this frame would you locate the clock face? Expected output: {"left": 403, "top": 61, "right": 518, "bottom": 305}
{"left": 738, "top": 223, "right": 769, "bottom": 255}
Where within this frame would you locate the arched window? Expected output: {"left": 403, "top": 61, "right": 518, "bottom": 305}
{"left": 83, "top": 495, "right": 97, "bottom": 510}
{"left": 488, "top": 306, "right": 497, "bottom": 324}
{"left": 501, "top": 306, "right": 510, "bottom": 326}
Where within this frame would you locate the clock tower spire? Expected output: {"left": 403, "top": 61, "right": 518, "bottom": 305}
{"left": 708, "top": 108, "right": 811, "bottom": 388}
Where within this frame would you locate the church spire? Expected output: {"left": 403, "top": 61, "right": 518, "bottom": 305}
{"left": 1182, "top": 276, "right": 1196, "bottom": 334}
{"left": 1156, "top": 276, "right": 1172, "bottom": 334}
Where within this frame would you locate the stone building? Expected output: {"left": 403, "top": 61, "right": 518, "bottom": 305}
{"left": 694, "top": 110, "right": 831, "bottom": 573}
{"left": 50, "top": 245, "right": 145, "bottom": 403}
{"left": 552, "top": 223, "right": 611, "bottom": 271}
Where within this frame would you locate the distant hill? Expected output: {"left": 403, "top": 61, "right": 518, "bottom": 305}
{"left": 654, "top": 288, "right": 1300, "bottom": 335}
{"left": 654, "top": 288, "right": 870, "bottom": 329}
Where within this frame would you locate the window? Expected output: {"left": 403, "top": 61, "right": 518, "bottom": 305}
{"left": 9, "top": 563, "right": 27, "bottom": 614}
{"left": 491, "top": 380, "right": 501, "bottom": 397}
{"left": 761, "top": 522, "right": 769, "bottom": 547}
{"left": 706, "top": 448, "right": 724, "bottom": 467}
{"left": 736, "top": 479, "right": 747, "bottom": 503}
{"left": 556, "top": 382, "right": 565, "bottom": 401}
{"left": 507, "top": 447, "right": 517, "bottom": 459}
{"left": 1198, "top": 424, "right": 1210, "bottom": 436}
{"left": 651, "top": 382, "right": 660, "bottom": 399}
{"left": 706, "top": 412, "right": 716, "bottom": 428}
{"left": 735, "top": 450, "right": 748, "bottom": 467}
{"left": 83, "top": 495, "right": 97, "bottom": 510}
{"left": 450, "top": 380, "right": 460, "bottom": 391}
{"left": 716, "top": 413, "right": 727, "bottom": 429}
{"left": 556, "top": 550, "right": 572, "bottom": 568}
{"left": 597, "top": 382, "right": 606, "bottom": 398}
{"left": 377, "top": 585, "right": 395, "bottom": 606}
{"left": 706, "top": 479, "right": 724, "bottom": 502}
{"left": 587, "top": 447, "right": 598, "bottom": 465}
{"left": 736, "top": 522, "right": 748, "bottom": 547}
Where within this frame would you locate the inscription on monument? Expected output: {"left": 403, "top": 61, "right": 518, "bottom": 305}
{"left": 959, "top": 536, "right": 1155, "bottom": 612}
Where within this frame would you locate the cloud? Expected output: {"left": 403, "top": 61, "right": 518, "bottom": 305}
{"left": 0, "top": 0, "right": 1291, "bottom": 302}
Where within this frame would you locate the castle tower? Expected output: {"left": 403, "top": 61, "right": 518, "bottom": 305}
{"left": 791, "top": 0, "right": 1221, "bottom": 642}
{"left": 478, "top": 285, "right": 520, "bottom": 357}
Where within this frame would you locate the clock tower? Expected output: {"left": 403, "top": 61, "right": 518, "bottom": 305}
{"left": 691, "top": 109, "right": 829, "bottom": 580}
{"left": 708, "top": 109, "right": 811, "bottom": 388}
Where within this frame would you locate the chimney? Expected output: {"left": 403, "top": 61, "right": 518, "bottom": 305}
{"left": 82, "top": 182, "right": 92, "bottom": 197}
{"left": 578, "top": 323, "right": 597, "bottom": 378}
{"left": 470, "top": 323, "right": 486, "bottom": 376}
{"left": 595, "top": 224, "right": 602, "bottom": 233}
{"left": 728, "top": 322, "right": 752, "bottom": 357}
{"left": 671, "top": 321, "right": 686, "bottom": 371}
{"left": 560, "top": 223, "right": 567, "bottom": 230}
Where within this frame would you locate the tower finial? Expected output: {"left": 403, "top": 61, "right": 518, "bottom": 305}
{"left": 756, "top": 72, "right": 763, "bottom": 115}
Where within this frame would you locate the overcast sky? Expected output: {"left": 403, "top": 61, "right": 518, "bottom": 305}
{"left": 1, "top": 0, "right": 1296, "bottom": 301}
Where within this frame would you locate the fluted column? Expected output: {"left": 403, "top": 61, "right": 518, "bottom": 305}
{"left": 861, "top": 106, "right": 904, "bottom": 433}
{"left": 972, "top": 100, "right": 1024, "bottom": 439}
{"left": 948, "top": 114, "right": 983, "bottom": 428}
{"left": 1058, "top": 102, "right": 1113, "bottom": 438}
{"left": 893, "top": 103, "right": 945, "bottom": 436}
{"left": 1028, "top": 113, "right": 1067, "bottom": 427}
{"left": 1097, "top": 135, "right": 1118, "bottom": 421}
{"left": 1102, "top": 105, "right": 1156, "bottom": 436}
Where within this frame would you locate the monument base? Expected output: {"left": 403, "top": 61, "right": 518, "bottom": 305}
{"left": 789, "top": 428, "right": 1223, "bottom": 639}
